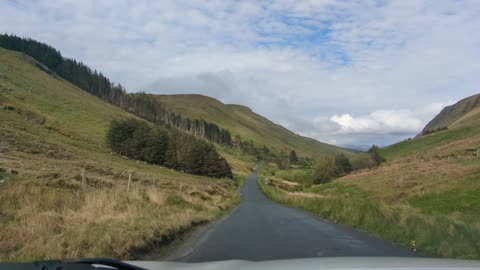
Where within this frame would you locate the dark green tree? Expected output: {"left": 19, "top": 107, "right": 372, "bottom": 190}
{"left": 334, "top": 154, "right": 353, "bottom": 174}
{"left": 289, "top": 150, "right": 299, "bottom": 164}
{"left": 144, "top": 130, "right": 168, "bottom": 164}
{"left": 368, "top": 145, "right": 386, "bottom": 165}
{"left": 164, "top": 135, "right": 179, "bottom": 170}
{"left": 313, "top": 158, "right": 339, "bottom": 184}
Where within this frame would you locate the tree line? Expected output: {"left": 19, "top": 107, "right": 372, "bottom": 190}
{"left": 107, "top": 119, "right": 232, "bottom": 178}
{"left": 0, "top": 34, "right": 231, "bottom": 146}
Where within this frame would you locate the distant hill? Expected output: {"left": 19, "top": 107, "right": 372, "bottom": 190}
{"left": 154, "top": 94, "right": 354, "bottom": 160}
{"left": 419, "top": 94, "right": 480, "bottom": 136}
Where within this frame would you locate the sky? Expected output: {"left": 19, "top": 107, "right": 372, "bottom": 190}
{"left": 1, "top": 0, "right": 480, "bottom": 147}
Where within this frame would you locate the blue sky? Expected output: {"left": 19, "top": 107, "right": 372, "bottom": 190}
{"left": 1, "top": 0, "right": 480, "bottom": 146}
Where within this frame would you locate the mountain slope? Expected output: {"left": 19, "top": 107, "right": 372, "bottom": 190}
{"left": 154, "top": 94, "right": 353, "bottom": 159}
{"left": 383, "top": 94, "right": 480, "bottom": 160}
{"left": 0, "top": 48, "right": 241, "bottom": 260}
{"left": 420, "top": 93, "right": 480, "bottom": 135}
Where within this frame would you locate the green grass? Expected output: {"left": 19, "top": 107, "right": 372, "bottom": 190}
{"left": 274, "top": 168, "right": 314, "bottom": 185}
{"left": 381, "top": 126, "right": 478, "bottom": 160}
{"left": 420, "top": 94, "right": 480, "bottom": 134}
{"left": 154, "top": 94, "right": 355, "bottom": 160}
{"left": 451, "top": 106, "right": 480, "bottom": 129}
{"left": 408, "top": 191, "right": 480, "bottom": 215}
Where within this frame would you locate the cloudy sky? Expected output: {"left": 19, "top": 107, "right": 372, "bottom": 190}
{"left": 2, "top": 0, "right": 479, "bottom": 147}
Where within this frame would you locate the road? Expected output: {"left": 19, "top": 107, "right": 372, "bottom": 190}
{"left": 168, "top": 165, "right": 414, "bottom": 262}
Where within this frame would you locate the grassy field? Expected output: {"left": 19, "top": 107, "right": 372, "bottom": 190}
{"left": 216, "top": 145, "right": 257, "bottom": 179}
{"left": 382, "top": 100, "right": 480, "bottom": 161}
{"left": 0, "top": 48, "right": 250, "bottom": 261}
{"left": 273, "top": 168, "right": 314, "bottom": 186}
{"left": 381, "top": 127, "right": 479, "bottom": 160}
{"left": 259, "top": 114, "right": 480, "bottom": 259}
{"left": 154, "top": 94, "right": 355, "bottom": 160}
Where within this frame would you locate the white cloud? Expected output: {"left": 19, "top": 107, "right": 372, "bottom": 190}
{"left": 330, "top": 110, "right": 423, "bottom": 135}
{"left": 1, "top": 0, "right": 479, "bottom": 146}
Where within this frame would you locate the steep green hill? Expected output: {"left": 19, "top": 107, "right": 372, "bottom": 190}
{"left": 382, "top": 94, "right": 480, "bottom": 160}
{"left": 154, "top": 94, "right": 353, "bottom": 159}
{"left": 0, "top": 48, "right": 242, "bottom": 260}
{"left": 419, "top": 93, "right": 480, "bottom": 135}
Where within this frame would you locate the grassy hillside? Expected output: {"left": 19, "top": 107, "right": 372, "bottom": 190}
{"left": 420, "top": 93, "right": 480, "bottom": 135}
{"left": 154, "top": 94, "right": 353, "bottom": 159}
{"left": 0, "top": 48, "right": 244, "bottom": 261}
{"left": 382, "top": 99, "right": 480, "bottom": 160}
{"left": 258, "top": 95, "right": 480, "bottom": 259}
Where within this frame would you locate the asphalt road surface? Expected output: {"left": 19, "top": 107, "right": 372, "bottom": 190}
{"left": 168, "top": 165, "right": 414, "bottom": 262}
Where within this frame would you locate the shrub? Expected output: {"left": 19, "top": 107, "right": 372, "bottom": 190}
{"left": 335, "top": 154, "right": 353, "bottom": 174}
{"left": 313, "top": 158, "right": 339, "bottom": 184}
{"left": 351, "top": 155, "right": 377, "bottom": 170}
{"left": 289, "top": 150, "right": 299, "bottom": 164}
{"left": 369, "top": 145, "right": 386, "bottom": 165}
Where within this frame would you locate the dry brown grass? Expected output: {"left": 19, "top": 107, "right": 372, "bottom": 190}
{"left": 0, "top": 148, "right": 240, "bottom": 262}
{"left": 0, "top": 178, "right": 239, "bottom": 261}
{"left": 338, "top": 158, "right": 480, "bottom": 202}
{"left": 217, "top": 147, "right": 256, "bottom": 177}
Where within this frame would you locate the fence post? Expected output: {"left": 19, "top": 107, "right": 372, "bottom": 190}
{"left": 127, "top": 172, "right": 132, "bottom": 192}
{"left": 81, "top": 168, "right": 86, "bottom": 189}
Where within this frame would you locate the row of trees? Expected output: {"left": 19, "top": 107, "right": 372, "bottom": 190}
{"left": 313, "top": 145, "right": 386, "bottom": 184}
{"left": 232, "top": 135, "right": 279, "bottom": 161}
{"left": 0, "top": 34, "right": 231, "bottom": 146}
{"left": 107, "top": 119, "right": 232, "bottom": 178}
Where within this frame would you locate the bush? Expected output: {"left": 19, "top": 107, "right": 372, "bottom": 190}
{"left": 335, "top": 154, "right": 353, "bottom": 174}
{"left": 314, "top": 154, "right": 356, "bottom": 184}
{"left": 313, "top": 158, "right": 339, "bottom": 184}
{"left": 351, "top": 155, "right": 377, "bottom": 170}
{"left": 369, "top": 145, "right": 386, "bottom": 165}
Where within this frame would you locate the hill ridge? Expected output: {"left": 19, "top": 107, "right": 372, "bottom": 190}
{"left": 154, "top": 94, "right": 353, "bottom": 159}
{"left": 420, "top": 93, "right": 480, "bottom": 136}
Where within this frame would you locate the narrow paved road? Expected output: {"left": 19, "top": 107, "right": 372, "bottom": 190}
{"left": 169, "top": 165, "right": 414, "bottom": 262}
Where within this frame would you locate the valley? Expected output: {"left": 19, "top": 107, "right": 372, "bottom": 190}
{"left": 0, "top": 34, "right": 479, "bottom": 262}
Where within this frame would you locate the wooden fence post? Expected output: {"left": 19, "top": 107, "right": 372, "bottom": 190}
{"left": 81, "top": 168, "right": 86, "bottom": 189}
{"left": 127, "top": 172, "right": 132, "bottom": 192}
